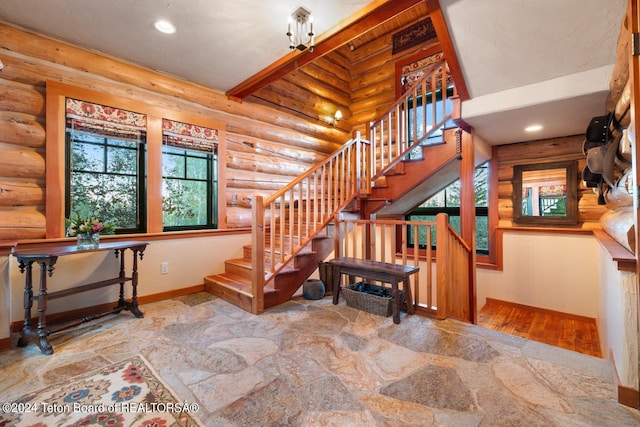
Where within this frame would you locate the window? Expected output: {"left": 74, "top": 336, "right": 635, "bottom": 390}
{"left": 405, "top": 162, "right": 489, "bottom": 254}
{"left": 65, "top": 99, "right": 146, "bottom": 233}
{"left": 48, "top": 82, "right": 227, "bottom": 237}
{"left": 162, "top": 119, "right": 218, "bottom": 230}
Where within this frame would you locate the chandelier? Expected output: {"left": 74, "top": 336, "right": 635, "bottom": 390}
{"left": 287, "top": 7, "right": 315, "bottom": 52}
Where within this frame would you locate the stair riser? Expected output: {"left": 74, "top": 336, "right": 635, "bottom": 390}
{"left": 224, "top": 261, "right": 252, "bottom": 280}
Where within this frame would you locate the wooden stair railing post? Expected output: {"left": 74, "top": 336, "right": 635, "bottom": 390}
{"left": 251, "top": 196, "right": 265, "bottom": 314}
{"left": 435, "top": 213, "right": 449, "bottom": 319}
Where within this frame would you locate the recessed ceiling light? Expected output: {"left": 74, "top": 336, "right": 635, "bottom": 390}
{"left": 524, "top": 124, "right": 543, "bottom": 132}
{"left": 154, "top": 19, "right": 176, "bottom": 34}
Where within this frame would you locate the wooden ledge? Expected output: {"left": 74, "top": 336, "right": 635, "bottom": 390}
{"left": 0, "top": 240, "right": 18, "bottom": 256}
{"left": 592, "top": 229, "right": 636, "bottom": 272}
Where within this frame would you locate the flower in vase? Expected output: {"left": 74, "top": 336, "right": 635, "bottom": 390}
{"left": 65, "top": 214, "right": 115, "bottom": 237}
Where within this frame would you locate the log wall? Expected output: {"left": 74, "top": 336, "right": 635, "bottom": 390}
{"left": 0, "top": 23, "right": 347, "bottom": 237}
{"left": 496, "top": 135, "right": 607, "bottom": 229}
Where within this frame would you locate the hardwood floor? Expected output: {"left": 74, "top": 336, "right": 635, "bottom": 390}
{"left": 477, "top": 298, "right": 602, "bottom": 358}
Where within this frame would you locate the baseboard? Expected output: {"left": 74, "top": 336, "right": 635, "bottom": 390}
{"left": 609, "top": 349, "right": 640, "bottom": 409}
{"left": 0, "top": 337, "right": 11, "bottom": 352}
{"left": 617, "top": 384, "right": 640, "bottom": 409}
{"left": 9, "top": 284, "right": 206, "bottom": 334}
{"left": 485, "top": 297, "right": 596, "bottom": 323}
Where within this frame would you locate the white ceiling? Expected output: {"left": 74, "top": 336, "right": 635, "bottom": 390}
{"left": 0, "top": 0, "right": 628, "bottom": 145}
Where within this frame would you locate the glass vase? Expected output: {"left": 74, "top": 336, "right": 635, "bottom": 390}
{"left": 77, "top": 232, "right": 100, "bottom": 249}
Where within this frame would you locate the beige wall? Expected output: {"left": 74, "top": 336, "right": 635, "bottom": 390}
{"left": 477, "top": 232, "right": 599, "bottom": 317}
{"left": 4, "top": 233, "right": 249, "bottom": 341}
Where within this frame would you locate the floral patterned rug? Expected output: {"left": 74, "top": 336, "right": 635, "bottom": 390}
{"left": 1, "top": 355, "right": 202, "bottom": 426}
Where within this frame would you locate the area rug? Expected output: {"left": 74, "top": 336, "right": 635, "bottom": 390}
{"left": 0, "top": 355, "right": 202, "bottom": 426}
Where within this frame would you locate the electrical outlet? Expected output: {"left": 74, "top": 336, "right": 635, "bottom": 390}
{"left": 161, "top": 262, "right": 169, "bottom": 275}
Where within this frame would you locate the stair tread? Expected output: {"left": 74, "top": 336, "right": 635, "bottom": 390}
{"left": 205, "top": 273, "right": 277, "bottom": 293}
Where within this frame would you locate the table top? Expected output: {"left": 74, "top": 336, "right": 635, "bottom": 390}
{"left": 12, "top": 240, "right": 149, "bottom": 259}
{"left": 328, "top": 257, "right": 419, "bottom": 275}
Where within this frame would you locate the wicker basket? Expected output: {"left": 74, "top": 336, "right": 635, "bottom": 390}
{"left": 342, "top": 282, "right": 404, "bottom": 317}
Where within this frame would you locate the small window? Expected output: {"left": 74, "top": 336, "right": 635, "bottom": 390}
{"left": 161, "top": 119, "right": 218, "bottom": 230}
{"left": 65, "top": 99, "right": 146, "bottom": 233}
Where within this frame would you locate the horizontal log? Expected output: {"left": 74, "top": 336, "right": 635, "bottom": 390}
{"left": 351, "top": 78, "right": 395, "bottom": 105}
{"left": 0, "top": 79, "right": 45, "bottom": 116}
{"left": 282, "top": 71, "right": 351, "bottom": 113}
{"left": 498, "top": 165, "right": 514, "bottom": 182}
{"left": 227, "top": 168, "right": 291, "bottom": 191}
{"left": 0, "top": 26, "right": 348, "bottom": 145}
{"left": 600, "top": 209, "right": 634, "bottom": 252}
{"left": 349, "top": 35, "right": 392, "bottom": 66}
{"left": 350, "top": 88, "right": 396, "bottom": 115}
{"left": 498, "top": 198, "right": 513, "bottom": 220}
{"left": 498, "top": 182, "right": 512, "bottom": 199}
{"left": 298, "top": 63, "right": 352, "bottom": 97}
{"left": 497, "top": 135, "right": 583, "bottom": 163}
{"left": 0, "top": 181, "right": 44, "bottom": 206}
{"left": 252, "top": 79, "right": 350, "bottom": 124}
{"left": 226, "top": 134, "right": 325, "bottom": 165}
{"left": 313, "top": 56, "right": 351, "bottom": 86}
{"left": 350, "top": 59, "right": 396, "bottom": 91}
{"left": 227, "top": 152, "right": 311, "bottom": 177}
{"left": 0, "top": 111, "right": 46, "bottom": 148}
{"left": 0, "top": 148, "right": 45, "bottom": 179}
{"left": 226, "top": 206, "right": 253, "bottom": 228}
{"left": 0, "top": 209, "right": 45, "bottom": 232}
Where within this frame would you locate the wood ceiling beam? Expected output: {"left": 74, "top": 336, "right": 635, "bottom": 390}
{"left": 226, "top": 0, "right": 427, "bottom": 99}
{"left": 426, "top": 0, "right": 470, "bottom": 100}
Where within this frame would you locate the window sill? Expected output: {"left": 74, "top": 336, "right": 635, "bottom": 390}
{"left": 592, "top": 229, "right": 636, "bottom": 272}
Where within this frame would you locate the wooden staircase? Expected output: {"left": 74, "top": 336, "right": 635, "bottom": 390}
{"left": 204, "top": 217, "right": 335, "bottom": 312}
{"left": 204, "top": 58, "right": 465, "bottom": 315}
{"left": 363, "top": 130, "right": 461, "bottom": 217}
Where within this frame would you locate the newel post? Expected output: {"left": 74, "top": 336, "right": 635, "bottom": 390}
{"left": 435, "top": 213, "right": 449, "bottom": 319}
{"left": 251, "top": 196, "right": 265, "bottom": 314}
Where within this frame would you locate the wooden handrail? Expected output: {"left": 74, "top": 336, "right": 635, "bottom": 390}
{"left": 252, "top": 132, "right": 370, "bottom": 292}
{"left": 249, "top": 58, "right": 462, "bottom": 315}
{"left": 369, "top": 59, "right": 457, "bottom": 184}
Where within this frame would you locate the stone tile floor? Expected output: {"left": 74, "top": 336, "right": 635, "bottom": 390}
{"left": 1, "top": 292, "right": 639, "bottom": 426}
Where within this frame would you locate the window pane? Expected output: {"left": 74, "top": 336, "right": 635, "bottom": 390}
{"left": 420, "top": 190, "right": 445, "bottom": 208}
{"left": 163, "top": 152, "right": 185, "bottom": 178}
{"left": 475, "top": 164, "right": 489, "bottom": 206}
{"left": 187, "top": 156, "right": 208, "bottom": 180}
{"left": 445, "top": 181, "right": 461, "bottom": 206}
{"left": 107, "top": 145, "right": 138, "bottom": 174}
{"left": 71, "top": 142, "right": 104, "bottom": 172}
{"left": 69, "top": 172, "right": 138, "bottom": 229}
{"left": 476, "top": 216, "right": 489, "bottom": 251}
{"left": 163, "top": 179, "right": 208, "bottom": 226}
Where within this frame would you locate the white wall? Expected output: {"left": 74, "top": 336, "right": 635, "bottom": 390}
{"left": 4, "top": 232, "right": 249, "bottom": 337}
{"left": 596, "top": 242, "right": 638, "bottom": 388}
{"left": 477, "top": 231, "right": 599, "bottom": 317}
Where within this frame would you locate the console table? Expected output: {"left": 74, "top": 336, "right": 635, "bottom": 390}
{"left": 12, "top": 241, "right": 149, "bottom": 355}
{"left": 327, "top": 257, "right": 418, "bottom": 324}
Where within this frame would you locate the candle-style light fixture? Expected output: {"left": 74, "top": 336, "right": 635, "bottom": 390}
{"left": 287, "top": 7, "right": 314, "bottom": 52}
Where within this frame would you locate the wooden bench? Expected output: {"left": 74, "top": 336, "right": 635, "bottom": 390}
{"left": 327, "top": 257, "right": 418, "bottom": 324}
{"left": 12, "top": 241, "right": 149, "bottom": 355}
